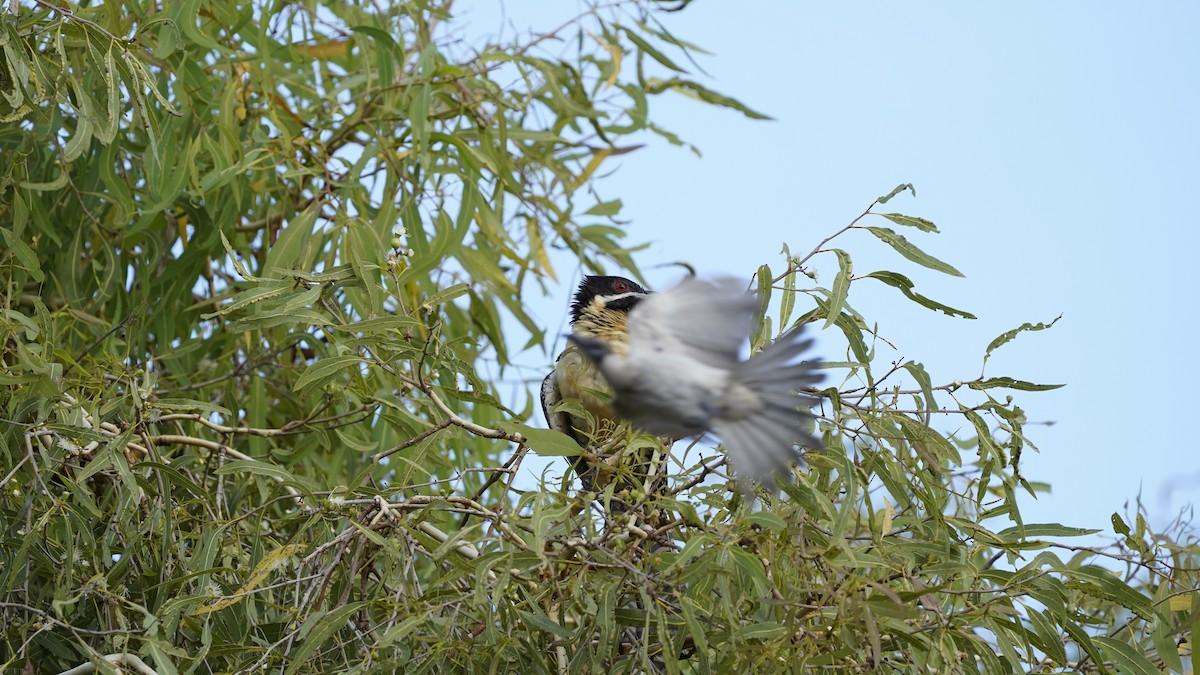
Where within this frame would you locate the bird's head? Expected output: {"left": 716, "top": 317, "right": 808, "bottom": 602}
{"left": 568, "top": 276, "right": 649, "bottom": 344}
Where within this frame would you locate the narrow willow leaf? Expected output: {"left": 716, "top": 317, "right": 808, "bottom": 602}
{"left": 498, "top": 422, "right": 582, "bottom": 457}
{"left": 584, "top": 199, "right": 623, "bottom": 216}
{"left": 525, "top": 217, "right": 557, "bottom": 282}
{"left": 997, "top": 523, "right": 1100, "bottom": 539}
{"left": 968, "top": 377, "right": 1065, "bottom": 392}
{"left": 862, "top": 271, "right": 976, "bottom": 319}
{"left": 194, "top": 544, "right": 304, "bottom": 615}
{"left": 983, "top": 316, "right": 1062, "bottom": 366}
{"left": 204, "top": 282, "right": 290, "bottom": 318}
{"left": 18, "top": 170, "right": 69, "bottom": 191}
{"left": 1068, "top": 565, "right": 1156, "bottom": 621}
{"left": 680, "top": 599, "right": 709, "bottom": 656}
{"left": 621, "top": 26, "right": 688, "bottom": 73}
{"left": 1093, "top": 637, "right": 1159, "bottom": 675}
{"left": 752, "top": 264, "right": 772, "bottom": 349}
{"left": 745, "top": 511, "right": 786, "bottom": 532}
{"left": 864, "top": 227, "right": 964, "bottom": 277}
{"left": 1191, "top": 594, "right": 1200, "bottom": 675}
{"left": 0, "top": 228, "right": 45, "bottom": 282}
{"left": 62, "top": 115, "right": 93, "bottom": 161}
{"left": 516, "top": 609, "right": 573, "bottom": 638}
{"left": 878, "top": 212, "right": 938, "bottom": 232}
{"left": 824, "top": 249, "right": 852, "bottom": 329}
{"left": 266, "top": 204, "right": 320, "bottom": 274}
{"left": 647, "top": 77, "right": 773, "bottom": 120}
{"left": 729, "top": 548, "right": 770, "bottom": 595}
{"left": 833, "top": 309, "right": 870, "bottom": 364}
{"left": 284, "top": 603, "right": 368, "bottom": 675}
{"left": 1025, "top": 607, "right": 1067, "bottom": 665}
{"left": 877, "top": 183, "right": 915, "bottom": 204}
{"left": 902, "top": 362, "right": 936, "bottom": 412}
{"left": 1149, "top": 604, "right": 1184, "bottom": 672}
{"left": 401, "top": 186, "right": 476, "bottom": 286}
{"left": 218, "top": 230, "right": 262, "bottom": 282}
{"left": 294, "top": 355, "right": 364, "bottom": 394}
{"left": 779, "top": 254, "right": 797, "bottom": 328}
{"left": 734, "top": 621, "right": 785, "bottom": 641}
{"left": 1168, "top": 594, "right": 1196, "bottom": 612}
{"left": 1111, "top": 513, "right": 1131, "bottom": 536}
{"left": 214, "top": 459, "right": 297, "bottom": 483}
{"left": 151, "top": 398, "right": 234, "bottom": 417}
{"left": 422, "top": 283, "right": 471, "bottom": 310}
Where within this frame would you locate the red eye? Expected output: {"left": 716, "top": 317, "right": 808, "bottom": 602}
{"left": 613, "top": 280, "right": 628, "bottom": 292}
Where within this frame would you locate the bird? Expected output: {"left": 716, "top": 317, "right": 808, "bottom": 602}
{"left": 566, "top": 276, "right": 823, "bottom": 492}
{"left": 540, "top": 275, "right": 667, "bottom": 496}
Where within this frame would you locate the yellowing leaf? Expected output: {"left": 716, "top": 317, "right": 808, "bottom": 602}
{"left": 296, "top": 41, "right": 350, "bottom": 59}
{"left": 194, "top": 544, "right": 304, "bottom": 615}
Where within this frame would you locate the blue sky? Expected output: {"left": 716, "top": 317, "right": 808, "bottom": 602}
{"left": 473, "top": 2, "right": 1200, "bottom": 533}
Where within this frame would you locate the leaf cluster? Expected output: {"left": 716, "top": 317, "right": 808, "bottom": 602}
{"left": 0, "top": 2, "right": 1197, "bottom": 673}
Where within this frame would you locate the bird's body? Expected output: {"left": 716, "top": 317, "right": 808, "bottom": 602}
{"left": 568, "top": 276, "right": 823, "bottom": 490}
{"left": 541, "top": 276, "right": 661, "bottom": 493}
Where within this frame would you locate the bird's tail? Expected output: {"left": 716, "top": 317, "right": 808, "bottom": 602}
{"left": 712, "top": 325, "right": 823, "bottom": 491}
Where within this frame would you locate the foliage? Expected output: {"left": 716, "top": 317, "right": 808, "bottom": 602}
{"left": 1, "top": 0, "right": 1197, "bottom": 672}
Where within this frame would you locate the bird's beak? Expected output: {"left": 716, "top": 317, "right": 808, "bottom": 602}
{"left": 565, "top": 333, "right": 612, "bottom": 365}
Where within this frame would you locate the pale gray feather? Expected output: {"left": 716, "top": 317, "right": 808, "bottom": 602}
{"left": 625, "top": 277, "right": 756, "bottom": 369}
{"left": 575, "top": 275, "right": 824, "bottom": 492}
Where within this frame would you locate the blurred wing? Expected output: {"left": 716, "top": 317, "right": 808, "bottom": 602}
{"left": 627, "top": 277, "right": 756, "bottom": 369}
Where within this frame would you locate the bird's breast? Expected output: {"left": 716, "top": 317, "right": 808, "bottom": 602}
{"left": 555, "top": 344, "right": 620, "bottom": 427}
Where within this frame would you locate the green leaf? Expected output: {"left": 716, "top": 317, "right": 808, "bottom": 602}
{"left": 1025, "top": 607, "right": 1067, "bottom": 665}
{"left": 734, "top": 621, "right": 785, "bottom": 641}
{"left": 421, "top": 283, "right": 471, "bottom": 310}
{"left": 152, "top": 398, "right": 234, "bottom": 418}
{"left": 877, "top": 183, "right": 915, "bottom": 203}
{"left": 584, "top": 199, "right": 623, "bottom": 216}
{"left": 1111, "top": 513, "right": 1131, "bottom": 536}
{"left": 265, "top": 203, "right": 320, "bottom": 274}
{"left": 622, "top": 26, "right": 688, "bottom": 73}
{"left": 968, "top": 377, "right": 1065, "bottom": 392}
{"left": 744, "top": 511, "right": 787, "bottom": 532}
{"left": 215, "top": 459, "right": 297, "bottom": 483}
{"left": 1093, "top": 636, "right": 1160, "bottom": 675}
{"left": 498, "top": 422, "right": 583, "bottom": 457}
{"left": 204, "top": 282, "right": 291, "bottom": 318}
{"left": 1055, "top": 615, "right": 1110, "bottom": 674}
{"left": 902, "top": 362, "right": 936, "bottom": 412}
{"left": 19, "top": 169, "right": 69, "bottom": 191}
{"left": 0, "top": 228, "right": 45, "bottom": 282}
{"left": 516, "top": 609, "right": 573, "bottom": 638}
{"left": 1068, "top": 565, "right": 1156, "bottom": 622}
{"left": 285, "top": 603, "right": 367, "bottom": 675}
{"left": 753, "top": 264, "right": 772, "bottom": 348}
{"left": 863, "top": 227, "right": 964, "bottom": 277}
{"left": 779, "top": 250, "right": 797, "bottom": 328}
{"left": 862, "top": 271, "right": 976, "bottom": 319}
{"left": 878, "top": 213, "right": 938, "bottom": 232}
{"left": 294, "top": 355, "right": 365, "bottom": 394}
{"left": 984, "top": 316, "right": 1062, "bottom": 366}
{"left": 334, "top": 316, "right": 423, "bottom": 336}
{"left": 824, "top": 249, "right": 852, "bottom": 329}
{"left": 647, "top": 77, "right": 773, "bottom": 120}
{"left": 997, "top": 523, "right": 1100, "bottom": 539}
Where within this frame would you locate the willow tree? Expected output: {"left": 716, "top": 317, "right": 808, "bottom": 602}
{"left": 1, "top": 1, "right": 1195, "bottom": 672}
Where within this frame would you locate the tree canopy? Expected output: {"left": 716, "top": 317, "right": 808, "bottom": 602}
{"left": 1, "top": 1, "right": 1196, "bottom": 672}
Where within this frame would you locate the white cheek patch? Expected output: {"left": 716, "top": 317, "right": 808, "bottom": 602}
{"left": 594, "top": 291, "right": 649, "bottom": 308}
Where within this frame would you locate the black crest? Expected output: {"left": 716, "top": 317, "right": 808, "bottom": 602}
{"left": 569, "top": 275, "right": 648, "bottom": 323}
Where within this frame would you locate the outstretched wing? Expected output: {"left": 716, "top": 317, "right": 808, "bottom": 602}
{"left": 625, "top": 276, "right": 756, "bottom": 369}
